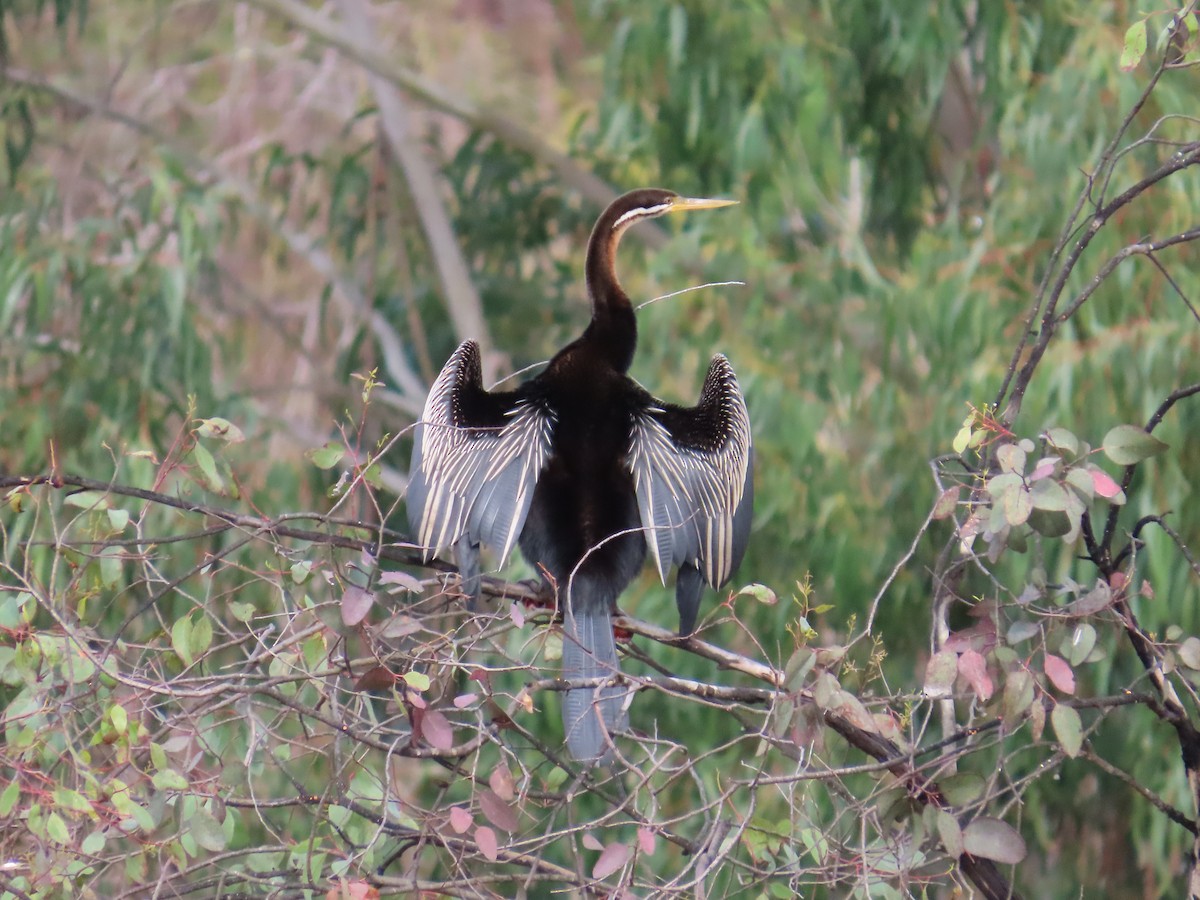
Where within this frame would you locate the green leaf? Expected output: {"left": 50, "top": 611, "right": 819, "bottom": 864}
{"left": 1051, "top": 703, "right": 1083, "bottom": 757}
{"left": 99, "top": 546, "right": 124, "bottom": 589}
{"left": 936, "top": 810, "right": 963, "bottom": 858}
{"left": 152, "top": 769, "right": 190, "bottom": 791}
{"left": 46, "top": 811, "right": 71, "bottom": 844}
{"left": 361, "top": 462, "right": 383, "bottom": 489}
{"left": 403, "top": 670, "right": 431, "bottom": 691}
{"left": 1027, "top": 508, "right": 1071, "bottom": 538}
{"left": 1006, "top": 620, "right": 1039, "bottom": 644}
{"left": 737, "top": 583, "right": 778, "bottom": 605}
{"left": 81, "top": 830, "right": 106, "bottom": 855}
{"left": 229, "top": 601, "right": 256, "bottom": 623}
{"left": 1065, "top": 624, "right": 1097, "bottom": 667}
{"left": 962, "top": 817, "right": 1027, "bottom": 864}
{"left": 783, "top": 646, "right": 817, "bottom": 690}
{"left": 65, "top": 491, "right": 110, "bottom": 511}
{"left": 1003, "top": 486, "right": 1032, "bottom": 526}
{"left": 106, "top": 508, "right": 130, "bottom": 531}
{"left": 1178, "top": 637, "right": 1200, "bottom": 670}
{"left": 54, "top": 787, "right": 92, "bottom": 815}
{"left": 952, "top": 424, "right": 973, "bottom": 454}
{"left": 306, "top": 442, "right": 346, "bottom": 470}
{"left": 1064, "top": 467, "right": 1095, "bottom": 502}
{"left": 985, "top": 472, "right": 1021, "bottom": 498}
{"left": 1002, "top": 669, "right": 1034, "bottom": 729}
{"left": 195, "top": 417, "right": 245, "bottom": 443}
{"left": 191, "top": 615, "right": 213, "bottom": 658}
{"left": 940, "top": 773, "right": 985, "bottom": 805}
{"left": 172, "top": 616, "right": 194, "bottom": 667}
{"left": 1102, "top": 424, "right": 1167, "bottom": 466}
{"left": 0, "top": 780, "right": 19, "bottom": 816}
{"left": 1120, "top": 19, "right": 1148, "bottom": 72}
{"left": 996, "top": 443, "right": 1026, "bottom": 475}
{"left": 1043, "top": 427, "right": 1079, "bottom": 456}
{"left": 189, "top": 808, "right": 228, "bottom": 851}
{"left": 1029, "top": 479, "right": 1068, "bottom": 512}
{"left": 109, "top": 703, "right": 128, "bottom": 733}
{"left": 190, "top": 442, "right": 223, "bottom": 492}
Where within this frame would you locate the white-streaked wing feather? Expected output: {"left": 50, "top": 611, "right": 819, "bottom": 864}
{"left": 407, "top": 342, "right": 553, "bottom": 564}
{"left": 627, "top": 355, "right": 752, "bottom": 588}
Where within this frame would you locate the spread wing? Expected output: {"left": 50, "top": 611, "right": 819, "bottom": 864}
{"left": 407, "top": 341, "right": 554, "bottom": 565}
{"left": 627, "top": 354, "right": 753, "bottom": 594}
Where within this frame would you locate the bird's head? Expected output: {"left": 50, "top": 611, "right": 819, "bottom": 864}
{"left": 607, "top": 188, "right": 738, "bottom": 234}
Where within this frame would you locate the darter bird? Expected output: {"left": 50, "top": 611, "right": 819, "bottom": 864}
{"left": 407, "top": 188, "right": 753, "bottom": 762}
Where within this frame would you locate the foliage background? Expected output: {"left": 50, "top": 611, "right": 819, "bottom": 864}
{"left": 2, "top": 1, "right": 1200, "bottom": 897}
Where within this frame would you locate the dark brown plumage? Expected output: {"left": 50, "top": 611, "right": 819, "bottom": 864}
{"left": 408, "top": 188, "right": 752, "bottom": 762}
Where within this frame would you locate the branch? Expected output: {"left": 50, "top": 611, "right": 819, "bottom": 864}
{"left": 0, "top": 64, "right": 429, "bottom": 416}
{"left": 335, "top": 0, "right": 498, "bottom": 381}
{"left": 242, "top": 0, "right": 659, "bottom": 243}
{"left": 5, "top": 468, "right": 1018, "bottom": 898}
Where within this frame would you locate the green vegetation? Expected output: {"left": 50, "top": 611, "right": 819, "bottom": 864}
{"left": 3, "top": 1, "right": 1200, "bottom": 897}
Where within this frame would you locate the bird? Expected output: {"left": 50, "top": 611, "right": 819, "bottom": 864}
{"left": 406, "top": 188, "right": 753, "bottom": 763}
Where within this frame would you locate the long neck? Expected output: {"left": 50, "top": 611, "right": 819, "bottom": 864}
{"left": 582, "top": 213, "right": 637, "bottom": 373}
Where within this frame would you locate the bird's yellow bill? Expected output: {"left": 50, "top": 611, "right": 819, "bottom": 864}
{"left": 669, "top": 196, "right": 739, "bottom": 212}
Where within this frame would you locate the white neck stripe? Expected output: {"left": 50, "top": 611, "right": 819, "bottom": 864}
{"left": 612, "top": 203, "right": 670, "bottom": 230}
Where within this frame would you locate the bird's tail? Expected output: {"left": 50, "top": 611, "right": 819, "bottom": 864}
{"left": 562, "top": 605, "right": 626, "bottom": 763}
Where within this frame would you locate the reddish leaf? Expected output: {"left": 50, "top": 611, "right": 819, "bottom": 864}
{"left": 957, "top": 649, "right": 994, "bottom": 701}
{"left": 510, "top": 602, "right": 526, "bottom": 628}
{"left": 514, "top": 689, "right": 534, "bottom": 715}
{"left": 592, "top": 841, "right": 631, "bottom": 880}
{"left": 475, "top": 825, "right": 499, "bottom": 861}
{"left": 581, "top": 832, "right": 604, "bottom": 851}
{"left": 341, "top": 585, "right": 375, "bottom": 627}
{"left": 932, "top": 485, "right": 961, "bottom": 520}
{"left": 378, "top": 570, "right": 424, "bottom": 593}
{"left": 448, "top": 806, "right": 473, "bottom": 834}
{"left": 353, "top": 665, "right": 396, "bottom": 692}
{"left": 323, "top": 881, "right": 379, "bottom": 900}
{"left": 636, "top": 826, "right": 657, "bottom": 855}
{"left": 1028, "top": 696, "right": 1046, "bottom": 742}
{"left": 489, "top": 761, "right": 515, "bottom": 801}
{"left": 479, "top": 788, "right": 519, "bottom": 832}
{"left": 1029, "top": 458, "right": 1057, "bottom": 481}
{"left": 453, "top": 693, "right": 478, "bottom": 709}
{"left": 943, "top": 620, "right": 997, "bottom": 653}
{"left": 1090, "top": 469, "right": 1123, "bottom": 499}
{"left": 923, "top": 650, "right": 958, "bottom": 698}
{"left": 378, "top": 614, "right": 422, "bottom": 638}
{"left": 1065, "top": 581, "right": 1112, "bottom": 616}
{"left": 421, "top": 709, "right": 454, "bottom": 751}
{"left": 1043, "top": 654, "right": 1076, "bottom": 695}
